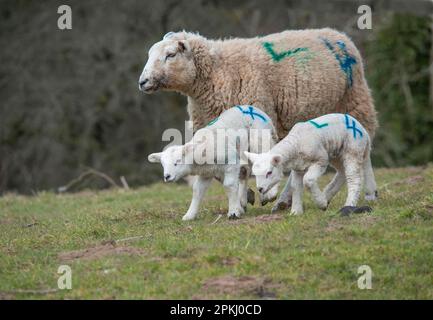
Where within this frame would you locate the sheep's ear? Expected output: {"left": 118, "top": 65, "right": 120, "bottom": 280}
{"left": 177, "top": 40, "right": 189, "bottom": 53}
{"left": 148, "top": 152, "right": 162, "bottom": 163}
{"left": 244, "top": 151, "right": 258, "bottom": 163}
{"left": 271, "top": 155, "right": 282, "bottom": 166}
{"left": 163, "top": 31, "right": 175, "bottom": 40}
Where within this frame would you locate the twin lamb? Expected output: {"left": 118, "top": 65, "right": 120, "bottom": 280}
{"left": 148, "top": 106, "right": 377, "bottom": 220}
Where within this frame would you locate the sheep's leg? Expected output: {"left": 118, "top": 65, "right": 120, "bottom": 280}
{"left": 238, "top": 178, "right": 249, "bottom": 211}
{"left": 324, "top": 170, "right": 346, "bottom": 203}
{"left": 303, "top": 163, "right": 328, "bottom": 210}
{"left": 340, "top": 158, "right": 371, "bottom": 215}
{"left": 363, "top": 156, "right": 378, "bottom": 201}
{"left": 290, "top": 170, "right": 304, "bottom": 215}
{"left": 272, "top": 173, "right": 293, "bottom": 213}
{"left": 182, "top": 176, "right": 212, "bottom": 221}
{"left": 224, "top": 170, "right": 244, "bottom": 219}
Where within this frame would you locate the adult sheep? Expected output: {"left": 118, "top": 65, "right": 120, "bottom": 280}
{"left": 138, "top": 29, "right": 378, "bottom": 208}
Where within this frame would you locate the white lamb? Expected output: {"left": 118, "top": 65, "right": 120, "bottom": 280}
{"left": 148, "top": 105, "right": 278, "bottom": 220}
{"left": 244, "top": 113, "right": 377, "bottom": 216}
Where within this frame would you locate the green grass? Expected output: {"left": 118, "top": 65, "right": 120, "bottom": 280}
{"left": 1, "top": 165, "right": 433, "bottom": 299}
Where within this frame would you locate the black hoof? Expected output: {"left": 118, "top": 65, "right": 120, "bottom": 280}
{"left": 340, "top": 205, "right": 373, "bottom": 216}
{"left": 353, "top": 206, "right": 373, "bottom": 214}
{"left": 229, "top": 214, "right": 239, "bottom": 220}
{"left": 339, "top": 206, "right": 357, "bottom": 216}
{"left": 247, "top": 188, "right": 255, "bottom": 206}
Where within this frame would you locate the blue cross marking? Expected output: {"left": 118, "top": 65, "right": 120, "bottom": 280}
{"left": 321, "top": 37, "right": 357, "bottom": 87}
{"left": 344, "top": 114, "right": 363, "bottom": 139}
{"left": 236, "top": 105, "right": 268, "bottom": 123}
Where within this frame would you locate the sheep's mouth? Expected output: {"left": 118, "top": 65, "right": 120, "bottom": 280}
{"left": 142, "top": 84, "right": 160, "bottom": 94}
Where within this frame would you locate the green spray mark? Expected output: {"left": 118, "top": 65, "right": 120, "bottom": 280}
{"left": 308, "top": 120, "right": 329, "bottom": 129}
{"left": 206, "top": 117, "right": 219, "bottom": 126}
{"left": 263, "top": 42, "right": 309, "bottom": 62}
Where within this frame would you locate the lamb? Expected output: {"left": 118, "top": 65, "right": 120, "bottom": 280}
{"left": 244, "top": 113, "right": 377, "bottom": 216}
{"left": 148, "top": 105, "right": 278, "bottom": 221}
{"left": 138, "top": 28, "right": 378, "bottom": 212}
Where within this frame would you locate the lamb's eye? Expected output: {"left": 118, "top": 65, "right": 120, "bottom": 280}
{"left": 165, "top": 52, "right": 176, "bottom": 60}
{"left": 266, "top": 171, "right": 273, "bottom": 178}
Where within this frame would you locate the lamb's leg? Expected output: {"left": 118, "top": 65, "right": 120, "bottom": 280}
{"left": 303, "top": 163, "right": 328, "bottom": 210}
{"left": 363, "top": 156, "right": 378, "bottom": 201}
{"left": 340, "top": 158, "right": 371, "bottom": 216}
{"left": 182, "top": 176, "right": 212, "bottom": 221}
{"left": 272, "top": 173, "right": 293, "bottom": 213}
{"left": 324, "top": 170, "right": 346, "bottom": 204}
{"left": 224, "top": 170, "right": 244, "bottom": 219}
{"left": 238, "top": 178, "right": 249, "bottom": 212}
{"left": 290, "top": 170, "right": 304, "bottom": 215}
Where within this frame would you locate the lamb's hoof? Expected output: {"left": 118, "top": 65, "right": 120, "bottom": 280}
{"left": 354, "top": 206, "right": 373, "bottom": 214}
{"left": 247, "top": 189, "right": 255, "bottom": 206}
{"left": 228, "top": 213, "right": 240, "bottom": 220}
{"left": 261, "top": 196, "right": 277, "bottom": 207}
{"left": 340, "top": 206, "right": 373, "bottom": 216}
{"left": 339, "top": 206, "right": 356, "bottom": 216}
{"left": 271, "top": 201, "right": 289, "bottom": 213}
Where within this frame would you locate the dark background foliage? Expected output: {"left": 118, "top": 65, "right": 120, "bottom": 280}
{"left": 0, "top": 0, "right": 432, "bottom": 194}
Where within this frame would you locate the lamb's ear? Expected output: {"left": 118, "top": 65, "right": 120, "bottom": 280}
{"left": 271, "top": 154, "right": 282, "bottom": 166}
{"left": 244, "top": 151, "right": 258, "bottom": 163}
{"left": 148, "top": 152, "right": 162, "bottom": 163}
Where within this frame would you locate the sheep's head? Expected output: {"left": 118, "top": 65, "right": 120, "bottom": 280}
{"left": 148, "top": 144, "right": 194, "bottom": 182}
{"left": 138, "top": 32, "right": 200, "bottom": 93}
{"left": 244, "top": 151, "right": 284, "bottom": 195}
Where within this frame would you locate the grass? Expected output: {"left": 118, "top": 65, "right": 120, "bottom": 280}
{"left": 1, "top": 165, "right": 433, "bottom": 299}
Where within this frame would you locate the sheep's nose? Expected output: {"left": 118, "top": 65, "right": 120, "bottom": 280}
{"left": 164, "top": 174, "right": 171, "bottom": 182}
{"left": 258, "top": 187, "right": 264, "bottom": 193}
{"left": 139, "top": 78, "right": 148, "bottom": 89}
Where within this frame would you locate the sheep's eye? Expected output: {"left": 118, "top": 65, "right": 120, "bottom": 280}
{"left": 165, "top": 52, "right": 176, "bottom": 60}
{"left": 266, "top": 171, "right": 272, "bottom": 179}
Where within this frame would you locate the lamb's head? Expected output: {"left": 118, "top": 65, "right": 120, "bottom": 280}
{"left": 148, "top": 144, "right": 194, "bottom": 182}
{"left": 244, "top": 151, "right": 284, "bottom": 195}
{"left": 139, "top": 32, "right": 203, "bottom": 93}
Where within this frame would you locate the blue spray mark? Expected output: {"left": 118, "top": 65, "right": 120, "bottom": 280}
{"left": 344, "top": 114, "right": 363, "bottom": 139}
{"left": 236, "top": 105, "right": 268, "bottom": 123}
{"left": 308, "top": 119, "right": 329, "bottom": 129}
{"left": 321, "top": 37, "right": 357, "bottom": 87}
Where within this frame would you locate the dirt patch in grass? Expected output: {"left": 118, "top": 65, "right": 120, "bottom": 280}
{"left": 0, "top": 292, "right": 15, "bottom": 300}
{"left": 200, "top": 275, "right": 278, "bottom": 299}
{"left": 395, "top": 175, "right": 424, "bottom": 186}
{"left": 58, "top": 242, "right": 146, "bottom": 261}
{"left": 228, "top": 214, "right": 284, "bottom": 225}
{"left": 325, "top": 214, "right": 377, "bottom": 232}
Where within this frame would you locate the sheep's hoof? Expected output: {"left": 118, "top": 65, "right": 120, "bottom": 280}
{"left": 247, "top": 189, "right": 255, "bottom": 206}
{"left": 340, "top": 206, "right": 373, "bottom": 216}
{"left": 271, "top": 201, "right": 289, "bottom": 213}
{"left": 339, "top": 206, "right": 357, "bottom": 216}
{"left": 228, "top": 213, "right": 240, "bottom": 220}
{"left": 354, "top": 206, "right": 373, "bottom": 214}
{"left": 261, "top": 196, "right": 277, "bottom": 207}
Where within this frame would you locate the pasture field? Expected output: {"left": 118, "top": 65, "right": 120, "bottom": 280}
{"left": 1, "top": 165, "right": 433, "bottom": 299}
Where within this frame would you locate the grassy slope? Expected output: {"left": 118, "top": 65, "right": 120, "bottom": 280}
{"left": 1, "top": 166, "right": 433, "bottom": 300}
